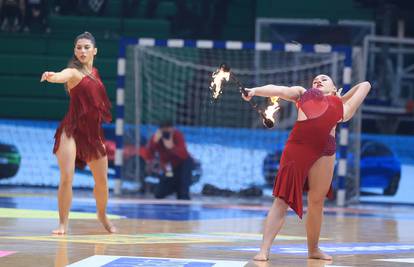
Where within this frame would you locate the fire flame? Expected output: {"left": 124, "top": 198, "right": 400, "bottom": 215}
{"left": 263, "top": 96, "right": 280, "bottom": 124}
{"left": 210, "top": 68, "right": 230, "bottom": 99}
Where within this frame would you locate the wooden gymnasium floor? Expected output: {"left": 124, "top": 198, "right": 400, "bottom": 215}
{"left": 0, "top": 189, "right": 414, "bottom": 267}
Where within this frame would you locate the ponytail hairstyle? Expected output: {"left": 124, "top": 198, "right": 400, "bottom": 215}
{"left": 65, "top": 32, "right": 97, "bottom": 91}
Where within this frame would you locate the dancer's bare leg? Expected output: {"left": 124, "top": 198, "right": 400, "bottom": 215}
{"left": 254, "top": 197, "right": 289, "bottom": 261}
{"left": 88, "top": 155, "right": 117, "bottom": 233}
{"left": 306, "top": 155, "right": 335, "bottom": 260}
{"left": 53, "top": 132, "right": 76, "bottom": 234}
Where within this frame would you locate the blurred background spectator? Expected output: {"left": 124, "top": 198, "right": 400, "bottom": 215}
{"left": 24, "top": 0, "right": 48, "bottom": 33}
{"left": 0, "top": 0, "right": 25, "bottom": 32}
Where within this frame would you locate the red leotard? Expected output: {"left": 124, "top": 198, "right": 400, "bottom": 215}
{"left": 53, "top": 68, "right": 112, "bottom": 168}
{"left": 273, "top": 88, "right": 343, "bottom": 218}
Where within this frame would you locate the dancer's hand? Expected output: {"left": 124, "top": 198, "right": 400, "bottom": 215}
{"left": 336, "top": 87, "right": 343, "bottom": 97}
{"left": 242, "top": 88, "right": 255, "bottom": 101}
{"left": 40, "top": 71, "right": 55, "bottom": 82}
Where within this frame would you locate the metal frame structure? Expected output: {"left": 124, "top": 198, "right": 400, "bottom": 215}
{"left": 255, "top": 18, "right": 375, "bottom": 45}
{"left": 362, "top": 35, "right": 414, "bottom": 134}
{"left": 115, "top": 38, "right": 352, "bottom": 206}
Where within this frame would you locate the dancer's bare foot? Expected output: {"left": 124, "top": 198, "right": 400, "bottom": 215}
{"left": 253, "top": 251, "right": 269, "bottom": 261}
{"left": 98, "top": 215, "right": 117, "bottom": 233}
{"left": 52, "top": 223, "right": 67, "bottom": 235}
{"left": 308, "top": 248, "right": 332, "bottom": 261}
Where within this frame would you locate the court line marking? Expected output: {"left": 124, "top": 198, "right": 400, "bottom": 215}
{"left": 0, "top": 251, "right": 16, "bottom": 258}
{"left": 374, "top": 258, "right": 414, "bottom": 263}
{"left": 219, "top": 243, "right": 414, "bottom": 255}
{"left": 67, "top": 255, "right": 247, "bottom": 267}
{"left": 0, "top": 232, "right": 319, "bottom": 244}
{"left": 0, "top": 208, "right": 122, "bottom": 219}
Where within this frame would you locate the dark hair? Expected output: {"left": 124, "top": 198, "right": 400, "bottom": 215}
{"left": 65, "top": 32, "right": 97, "bottom": 91}
{"left": 159, "top": 119, "right": 173, "bottom": 128}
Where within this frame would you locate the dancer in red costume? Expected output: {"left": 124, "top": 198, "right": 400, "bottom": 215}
{"left": 242, "top": 75, "right": 371, "bottom": 261}
{"left": 40, "top": 32, "right": 116, "bottom": 234}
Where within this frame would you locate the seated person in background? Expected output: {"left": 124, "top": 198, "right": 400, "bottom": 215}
{"left": 24, "top": 0, "right": 49, "bottom": 33}
{"left": 142, "top": 120, "right": 193, "bottom": 200}
{"left": 0, "top": 0, "right": 25, "bottom": 32}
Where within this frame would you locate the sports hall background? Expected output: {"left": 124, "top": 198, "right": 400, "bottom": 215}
{"left": 0, "top": 1, "right": 414, "bottom": 266}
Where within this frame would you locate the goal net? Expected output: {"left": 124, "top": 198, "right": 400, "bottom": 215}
{"left": 120, "top": 41, "right": 361, "bottom": 203}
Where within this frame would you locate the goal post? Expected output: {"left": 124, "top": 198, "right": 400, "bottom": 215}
{"left": 115, "top": 37, "right": 357, "bottom": 205}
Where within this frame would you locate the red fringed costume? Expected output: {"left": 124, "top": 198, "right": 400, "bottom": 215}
{"left": 273, "top": 88, "right": 343, "bottom": 218}
{"left": 53, "top": 68, "right": 112, "bottom": 169}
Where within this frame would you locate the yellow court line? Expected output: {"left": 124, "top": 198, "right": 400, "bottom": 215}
{"left": 0, "top": 232, "right": 329, "bottom": 245}
{"left": 0, "top": 208, "right": 121, "bottom": 219}
{"left": 0, "top": 193, "right": 53, "bottom": 198}
{"left": 0, "top": 234, "right": 226, "bottom": 244}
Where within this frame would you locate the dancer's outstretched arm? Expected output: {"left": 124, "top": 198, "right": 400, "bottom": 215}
{"left": 341, "top": 81, "right": 368, "bottom": 103}
{"left": 40, "top": 68, "right": 78, "bottom": 84}
{"left": 342, "top": 81, "right": 371, "bottom": 122}
{"left": 242, "top": 85, "right": 306, "bottom": 102}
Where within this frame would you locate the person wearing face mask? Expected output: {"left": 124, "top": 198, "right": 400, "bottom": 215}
{"left": 40, "top": 32, "right": 116, "bottom": 235}
{"left": 242, "top": 75, "right": 371, "bottom": 262}
{"left": 142, "top": 120, "right": 193, "bottom": 200}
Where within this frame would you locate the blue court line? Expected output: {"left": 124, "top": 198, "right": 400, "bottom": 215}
{"left": 212, "top": 242, "right": 414, "bottom": 255}
{"left": 0, "top": 196, "right": 267, "bottom": 220}
{"left": 1, "top": 196, "right": 414, "bottom": 221}
{"left": 102, "top": 257, "right": 214, "bottom": 267}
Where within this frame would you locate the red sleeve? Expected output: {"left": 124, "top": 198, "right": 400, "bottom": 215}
{"left": 169, "top": 131, "right": 188, "bottom": 160}
{"left": 145, "top": 135, "right": 157, "bottom": 161}
{"left": 139, "top": 146, "right": 149, "bottom": 160}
